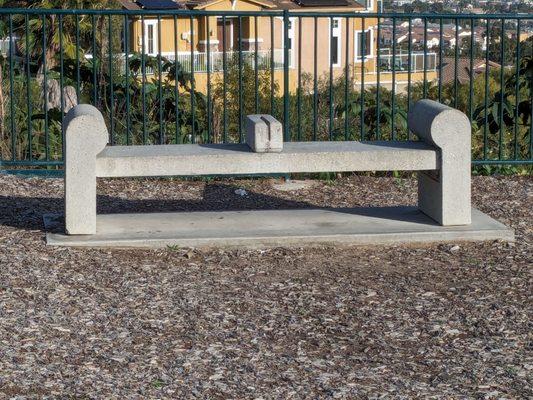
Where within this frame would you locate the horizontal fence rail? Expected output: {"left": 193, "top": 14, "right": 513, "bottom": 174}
{"left": 0, "top": 8, "right": 531, "bottom": 172}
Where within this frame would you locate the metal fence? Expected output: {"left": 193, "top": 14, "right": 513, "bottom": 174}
{"left": 0, "top": 8, "right": 531, "bottom": 173}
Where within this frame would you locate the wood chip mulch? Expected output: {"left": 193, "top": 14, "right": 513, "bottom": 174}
{"left": 0, "top": 174, "right": 531, "bottom": 399}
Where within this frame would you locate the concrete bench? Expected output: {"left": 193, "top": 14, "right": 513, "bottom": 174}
{"left": 63, "top": 99, "right": 471, "bottom": 235}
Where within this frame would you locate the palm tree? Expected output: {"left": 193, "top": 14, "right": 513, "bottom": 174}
{"left": 0, "top": 0, "right": 120, "bottom": 143}
{"left": 11, "top": 0, "right": 120, "bottom": 69}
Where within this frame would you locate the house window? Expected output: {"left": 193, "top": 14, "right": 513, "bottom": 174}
{"left": 366, "top": 0, "right": 374, "bottom": 10}
{"left": 143, "top": 20, "right": 158, "bottom": 55}
{"left": 148, "top": 25, "right": 154, "bottom": 54}
{"left": 355, "top": 29, "right": 373, "bottom": 61}
{"left": 330, "top": 18, "right": 341, "bottom": 67}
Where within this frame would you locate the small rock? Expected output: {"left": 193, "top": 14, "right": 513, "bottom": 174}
{"left": 450, "top": 245, "right": 460, "bottom": 253}
{"left": 234, "top": 188, "right": 248, "bottom": 197}
{"left": 445, "top": 328, "right": 461, "bottom": 335}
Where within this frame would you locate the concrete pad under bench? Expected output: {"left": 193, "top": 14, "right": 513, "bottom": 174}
{"left": 44, "top": 207, "right": 514, "bottom": 248}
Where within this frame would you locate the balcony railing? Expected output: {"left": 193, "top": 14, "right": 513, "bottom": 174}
{"left": 88, "top": 49, "right": 427, "bottom": 75}
{"left": 378, "top": 50, "right": 438, "bottom": 72}
{"left": 163, "top": 50, "right": 286, "bottom": 73}
{"left": 86, "top": 50, "right": 286, "bottom": 75}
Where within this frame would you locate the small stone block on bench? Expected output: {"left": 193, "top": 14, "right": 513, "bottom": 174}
{"left": 245, "top": 114, "right": 283, "bottom": 153}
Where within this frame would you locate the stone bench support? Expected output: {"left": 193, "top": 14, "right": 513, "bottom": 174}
{"left": 408, "top": 100, "right": 471, "bottom": 225}
{"left": 63, "top": 100, "right": 471, "bottom": 235}
{"left": 64, "top": 105, "right": 108, "bottom": 235}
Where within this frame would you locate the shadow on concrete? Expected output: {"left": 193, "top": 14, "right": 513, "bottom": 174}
{"left": 0, "top": 182, "right": 312, "bottom": 232}
{"left": 96, "top": 182, "right": 314, "bottom": 215}
{"left": 0, "top": 182, "right": 427, "bottom": 233}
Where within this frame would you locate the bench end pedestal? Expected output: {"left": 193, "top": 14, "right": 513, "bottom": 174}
{"left": 64, "top": 105, "right": 108, "bottom": 235}
{"left": 409, "top": 99, "right": 472, "bottom": 226}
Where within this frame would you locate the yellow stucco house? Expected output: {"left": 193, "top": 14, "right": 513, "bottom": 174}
{"left": 118, "top": 0, "right": 435, "bottom": 92}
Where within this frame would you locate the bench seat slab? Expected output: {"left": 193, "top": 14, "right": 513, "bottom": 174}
{"left": 96, "top": 141, "right": 438, "bottom": 178}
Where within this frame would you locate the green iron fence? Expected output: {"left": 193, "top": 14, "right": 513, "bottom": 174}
{"left": 0, "top": 8, "right": 531, "bottom": 173}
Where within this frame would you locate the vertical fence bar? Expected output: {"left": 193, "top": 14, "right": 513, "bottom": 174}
{"left": 141, "top": 15, "right": 147, "bottom": 144}
{"left": 513, "top": 19, "right": 520, "bottom": 160}
{"left": 238, "top": 16, "right": 243, "bottom": 143}
{"left": 498, "top": 18, "right": 505, "bottom": 160}
{"left": 360, "top": 17, "right": 365, "bottom": 141}
{"left": 190, "top": 15, "right": 196, "bottom": 143}
{"left": 174, "top": 15, "right": 179, "bottom": 144}
{"left": 469, "top": 17, "right": 474, "bottom": 123}
{"left": 158, "top": 15, "right": 163, "bottom": 144}
{"left": 223, "top": 16, "right": 228, "bottom": 142}
{"left": 283, "top": 10, "right": 290, "bottom": 142}
{"left": 530, "top": 42, "right": 533, "bottom": 161}
{"left": 313, "top": 16, "right": 318, "bottom": 141}
{"left": 483, "top": 18, "right": 490, "bottom": 160}
{"left": 6, "top": 14, "right": 14, "bottom": 163}
{"left": 344, "top": 16, "right": 349, "bottom": 141}
{"left": 328, "top": 17, "right": 334, "bottom": 141}
{"left": 124, "top": 15, "right": 131, "bottom": 145}
{"left": 454, "top": 17, "right": 459, "bottom": 108}
{"left": 423, "top": 17, "right": 428, "bottom": 99}
{"left": 391, "top": 16, "right": 396, "bottom": 139}
{"left": 42, "top": 14, "right": 49, "bottom": 160}
{"left": 376, "top": 17, "right": 381, "bottom": 140}
{"left": 270, "top": 16, "right": 274, "bottom": 116}
{"left": 92, "top": 15, "right": 98, "bottom": 106}
{"left": 207, "top": 16, "right": 212, "bottom": 143}
{"left": 75, "top": 14, "right": 80, "bottom": 100}
{"left": 298, "top": 16, "right": 302, "bottom": 141}
{"left": 59, "top": 14, "right": 65, "bottom": 158}
{"left": 407, "top": 17, "right": 412, "bottom": 116}
{"left": 438, "top": 18, "right": 443, "bottom": 102}
{"left": 108, "top": 15, "right": 114, "bottom": 145}
{"left": 8, "top": 15, "right": 15, "bottom": 161}
{"left": 25, "top": 14, "right": 32, "bottom": 161}
{"left": 254, "top": 16, "right": 259, "bottom": 114}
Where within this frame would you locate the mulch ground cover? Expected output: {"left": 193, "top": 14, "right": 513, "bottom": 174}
{"left": 0, "top": 174, "right": 531, "bottom": 399}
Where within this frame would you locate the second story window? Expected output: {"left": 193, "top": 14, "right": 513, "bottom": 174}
{"left": 148, "top": 25, "right": 154, "bottom": 54}
{"left": 143, "top": 20, "right": 159, "bottom": 55}
{"left": 355, "top": 29, "right": 373, "bottom": 61}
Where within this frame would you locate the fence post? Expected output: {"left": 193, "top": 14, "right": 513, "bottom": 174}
{"left": 283, "top": 9, "right": 290, "bottom": 142}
